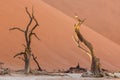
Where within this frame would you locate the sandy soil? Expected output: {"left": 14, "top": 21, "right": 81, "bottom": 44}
{"left": 0, "top": 73, "right": 119, "bottom": 80}
{"left": 0, "top": 0, "right": 120, "bottom": 72}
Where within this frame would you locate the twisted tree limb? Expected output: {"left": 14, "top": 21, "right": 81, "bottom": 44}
{"left": 73, "top": 15, "right": 101, "bottom": 75}
{"left": 13, "top": 52, "right": 25, "bottom": 58}
{"left": 9, "top": 27, "right": 24, "bottom": 32}
{"left": 72, "top": 35, "right": 90, "bottom": 54}
{"left": 32, "top": 54, "right": 42, "bottom": 71}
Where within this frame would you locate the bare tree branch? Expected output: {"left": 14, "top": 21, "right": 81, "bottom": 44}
{"left": 31, "top": 8, "right": 39, "bottom": 32}
{"left": 31, "top": 33, "right": 40, "bottom": 40}
{"left": 13, "top": 52, "right": 25, "bottom": 58}
{"left": 31, "top": 6, "right": 39, "bottom": 26}
{"left": 9, "top": 27, "right": 24, "bottom": 32}
{"left": 27, "top": 8, "right": 39, "bottom": 46}
{"left": 31, "top": 24, "right": 39, "bottom": 33}
{"left": 28, "top": 32, "right": 40, "bottom": 47}
{"left": 25, "top": 7, "right": 33, "bottom": 33}
{"left": 30, "top": 17, "right": 39, "bottom": 34}
{"left": 25, "top": 7, "right": 33, "bottom": 47}
{"left": 72, "top": 35, "right": 79, "bottom": 45}
{"left": 32, "top": 54, "right": 42, "bottom": 71}
{"left": 25, "top": 7, "right": 32, "bottom": 19}
{"left": 32, "top": 6, "right": 34, "bottom": 18}
{"left": 72, "top": 36, "right": 90, "bottom": 54}
{"left": 33, "top": 16, "right": 39, "bottom": 25}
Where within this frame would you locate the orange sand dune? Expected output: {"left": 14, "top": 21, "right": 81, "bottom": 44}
{"left": 0, "top": 0, "right": 120, "bottom": 71}
{"left": 43, "top": 0, "right": 120, "bottom": 45}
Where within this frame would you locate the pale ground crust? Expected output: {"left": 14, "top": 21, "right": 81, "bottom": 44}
{"left": 0, "top": 73, "right": 120, "bottom": 80}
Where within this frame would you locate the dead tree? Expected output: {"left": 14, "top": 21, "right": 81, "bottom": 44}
{"left": 10, "top": 7, "right": 41, "bottom": 73}
{"left": 73, "top": 15, "right": 101, "bottom": 75}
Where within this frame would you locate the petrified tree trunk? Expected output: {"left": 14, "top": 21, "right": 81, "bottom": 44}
{"left": 10, "top": 7, "right": 40, "bottom": 74}
{"left": 73, "top": 16, "right": 101, "bottom": 75}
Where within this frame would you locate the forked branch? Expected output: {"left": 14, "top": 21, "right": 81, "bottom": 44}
{"left": 25, "top": 7, "right": 33, "bottom": 33}
{"left": 13, "top": 52, "right": 25, "bottom": 58}
{"left": 25, "top": 7, "right": 32, "bottom": 19}
{"left": 31, "top": 33, "right": 40, "bottom": 40}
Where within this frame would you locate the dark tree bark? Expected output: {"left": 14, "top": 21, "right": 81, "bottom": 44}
{"left": 32, "top": 54, "right": 42, "bottom": 71}
{"left": 73, "top": 16, "right": 101, "bottom": 75}
{"left": 10, "top": 7, "right": 41, "bottom": 74}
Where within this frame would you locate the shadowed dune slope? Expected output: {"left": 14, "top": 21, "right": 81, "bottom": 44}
{"left": 0, "top": 0, "right": 120, "bottom": 71}
{"left": 43, "top": 0, "right": 120, "bottom": 45}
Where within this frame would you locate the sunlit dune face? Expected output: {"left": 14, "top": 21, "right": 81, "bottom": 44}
{"left": 43, "top": 0, "right": 120, "bottom": 45}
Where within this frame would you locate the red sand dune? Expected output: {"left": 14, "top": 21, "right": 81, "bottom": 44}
{"left": 43, "top": 0, "right": 120, "bottom": 45}
{"left": 0, "top": 0, "right": 120, "bottom": 71}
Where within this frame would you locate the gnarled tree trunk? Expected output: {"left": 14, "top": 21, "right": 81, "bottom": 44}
{"left": 73, "top": 16, "right": 101, "bottom": 76}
